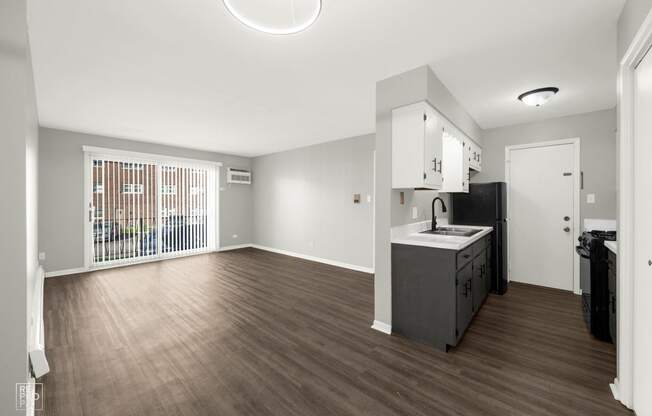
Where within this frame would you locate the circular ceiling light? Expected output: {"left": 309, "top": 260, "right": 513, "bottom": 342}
{"left": 518, "top": 87, "right": 559, "bottom": 107}
{"left": 223, "top": 0, "right": 322, "bottom": 35}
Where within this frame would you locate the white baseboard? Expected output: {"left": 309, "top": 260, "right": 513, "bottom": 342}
{"left": 218, "top": 244, "right": 253, "bottom": 252}
{"left": 371, "top": 320, "right": 392, "bottom": 335}
{"left": 45, "top": 244, "right": 374, "bottom": 277}
{"left": 44, "top": 267, "right": 87, "bottom": 278}
{"left": 250, "top": 244, "right": 374, "bottom": 274}
{"left": 610, "top": 378, "right": 620, "bottom": 400}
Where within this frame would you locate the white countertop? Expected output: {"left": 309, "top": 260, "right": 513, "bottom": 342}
{"left": 604, "top": 240, "right": 617, "bottom": 254}
{"left": 391, "top": 219, "right": 493, "bottom": 251}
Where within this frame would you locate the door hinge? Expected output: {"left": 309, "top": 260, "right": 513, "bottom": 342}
{"left": 455, "top": 278, "right": 459, "bottom": 286}
{"left": 423, "top": 113, "right": 427, "bottom": 121}
{"left": 455, "top": 329, "right": 459, "bottom": 337}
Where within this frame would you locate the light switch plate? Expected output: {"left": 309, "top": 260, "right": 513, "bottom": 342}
{"left": 412, "top": 207, "right": 418, "bottom": 219}
{"left": 38, "top": 252, "right": 46, "bottom": 261}
{"left": 587, "top": 194, "right": 596, "bottom": 204}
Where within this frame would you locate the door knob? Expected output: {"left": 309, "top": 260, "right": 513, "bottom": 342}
{"left": 648, "top": 260, "right": 652, "bottom": 266}
{"left": 564, "top": 227, "right": 571, "bottom": 232}
{"left": 564, "top": 216, "right": 570, "bottom": 221}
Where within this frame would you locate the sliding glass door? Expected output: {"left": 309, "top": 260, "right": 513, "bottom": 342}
{"left": 87, "top": 150, "right": 218, "bottom": 267}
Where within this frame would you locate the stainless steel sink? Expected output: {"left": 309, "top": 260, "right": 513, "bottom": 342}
{"left": 419, "top": 227, "right": 481, "bottom": 237}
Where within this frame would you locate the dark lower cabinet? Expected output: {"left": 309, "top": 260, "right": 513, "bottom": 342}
{"left": 472, "top": 255, "right": 488, "bottom": 313}
{"left": 485, "top": 242, "right": 493, "bottom": 295}
{"left": 607, "top": 250, "right": 617, "bottom": 345}
{"left": 392, "top": 233, "right": 491, "bottom": 351}
{"left": 457, "top": 263, "right": 474, "bottom": 340}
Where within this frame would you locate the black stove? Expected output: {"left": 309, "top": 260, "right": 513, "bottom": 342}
{"left": 589, "top": 230, "right": 617, "bottom": 241}
{"left": 576, "top": 229, "right": 616, "bottom": 342}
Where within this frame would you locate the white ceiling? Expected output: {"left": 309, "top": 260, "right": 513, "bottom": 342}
{"left": 28, "top": 0, "right": 625, "bottom": 157}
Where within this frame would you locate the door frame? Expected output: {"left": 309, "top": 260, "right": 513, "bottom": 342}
{"left": 615, "top": 7, "right": 652, "bottom": 410}
{"left": 504, "top": 138, "right": 581, "bottom": 294}
{"left": 82, "top": 146, "right": 222, "bottom": 272}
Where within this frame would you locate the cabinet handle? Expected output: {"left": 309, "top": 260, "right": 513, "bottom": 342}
{"left": 432, "top": 157, "right": 442, "bottom": 173}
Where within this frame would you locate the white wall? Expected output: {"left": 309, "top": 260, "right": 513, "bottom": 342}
{"left": 475, "top": 108, "right": 617, "bottom": 223}
{"left": 0, "top": 0, "right": 39, "bottom": 413}
{"left": 38, "top": 128, "right": 253, "bottom": 273}
{"left": 252, "top": 134, "right": 375, "bottom": 270}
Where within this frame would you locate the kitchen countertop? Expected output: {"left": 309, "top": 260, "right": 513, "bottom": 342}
{"left": 391, "top": 220, "right": 493, "bottom": 250}
{"left": 604, "top": 240, "right": 617, "bottom": 254}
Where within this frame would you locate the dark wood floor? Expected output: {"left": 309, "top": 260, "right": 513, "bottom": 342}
{"left": 40, "top": 248, "right": 630, "bottom": 416}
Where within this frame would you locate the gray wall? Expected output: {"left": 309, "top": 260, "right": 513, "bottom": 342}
{"left": 618, "top": 0, "right": 652, "bottom": 60}
{"left": 0, "top": 0, "right": 39, "bottom": 413}
{"left": 39, "top": 128, "right": 253, "bottom": 272}
{"left": 252, "top": 134, "right": 375, "bottom": 269}
{"left": 475, "top": 108, "right": 618, "bottom": 223}
{"left": 374, "top": 65, "right": 483, "bottom": 327}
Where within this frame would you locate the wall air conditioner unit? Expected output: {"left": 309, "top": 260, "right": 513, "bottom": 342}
{"left": 227, "top": 168, "right": 251, "bottom": 184}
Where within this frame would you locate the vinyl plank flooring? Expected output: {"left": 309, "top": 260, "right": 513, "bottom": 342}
{"left": 39, "top": 248, "right": 630, "bottom": 416}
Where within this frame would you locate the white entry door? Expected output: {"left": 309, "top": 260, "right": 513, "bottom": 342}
{"left": 507, "top": 141, "right": 577, "bottom": 291}
{"left": 633, "top": 46, "right": 652, "bottom": 415}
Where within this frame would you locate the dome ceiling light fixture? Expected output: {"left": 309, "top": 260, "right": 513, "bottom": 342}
{"left": 223, "top": 0, "right": 322, "bottom": 35}
{"left": 517, "top": 87, "right": 559, "bottom": 107}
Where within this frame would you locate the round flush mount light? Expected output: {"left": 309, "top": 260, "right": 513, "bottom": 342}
{"left": 518, "top": 87, "right": 559, "bottom": 107}
{"left": 223, "top": 0, "right": 322, "bottom": 35}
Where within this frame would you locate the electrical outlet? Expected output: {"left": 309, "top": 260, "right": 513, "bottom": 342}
{"left": 38, "top": 252, "right": 46, "bottom": 261}
{"left": 587, "top": 194, "right": 596, "bottom": 204}
{"left": 412, "top": 207, "right": 418, "bottom": 219}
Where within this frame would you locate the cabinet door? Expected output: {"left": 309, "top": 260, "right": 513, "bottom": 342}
{"left": 472, "top": 252, "right": 488, "bottom": 312}
{"left": 476, "top": 145, "right": 483, "bottom": 171}
{"left": 392, "top": 103, "right": 426, "bottom": 189}
{"left": 456, "top": 263, "right": 474, "bottom": 340}
{"left": 462, "top": 138, "right": 470, "bottom": 193}
{"left": 472, "top": 255, "right": 483, "bottom": 313}
{"left": 441, "top": 127, "right": 464, "bottom": 193}
{"left": 423, "top": 107, "right": 443, "bottom": 188}
{"left": 485, "top": 242, "right": 493, "bottom": 294}
{"left": 469, "top": 141, "right": 482, "bottom": 171}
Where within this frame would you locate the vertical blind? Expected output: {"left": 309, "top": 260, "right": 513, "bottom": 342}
{"left": 89, "top": 154, "right": 217, "bottom": 266}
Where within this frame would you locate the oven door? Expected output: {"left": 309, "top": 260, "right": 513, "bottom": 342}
{"left": 576, "top": 245, "right": 592, "bottom": 329}
{"left": 576, "top": 245, "right": 591, "bottom": 293}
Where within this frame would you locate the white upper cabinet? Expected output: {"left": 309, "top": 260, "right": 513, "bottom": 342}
{"left": 468, "top": 140, "right": 482, "bottom": 171}
{"left": 441, "top": 125, "right": 469, "bottom": 193}
{"left": 392, "top": 102, "right": 443, "bottom": 189}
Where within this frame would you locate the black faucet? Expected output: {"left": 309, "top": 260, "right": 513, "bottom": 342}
{"left": 431, "top": 197, "right": 447, "bottom": 231}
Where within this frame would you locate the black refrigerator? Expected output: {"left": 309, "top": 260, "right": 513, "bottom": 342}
{"left": 449, "top": 182, "right": 508, "bottom": 294}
